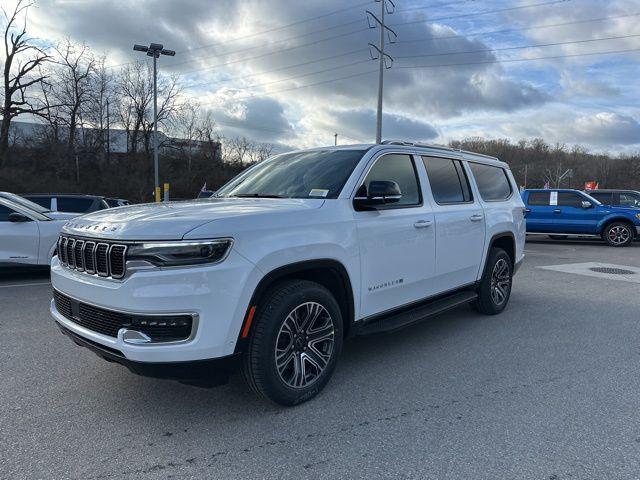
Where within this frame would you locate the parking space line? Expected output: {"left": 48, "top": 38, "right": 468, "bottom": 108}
{"left": 0, "top": 282, "right": 51, "bottom": 289}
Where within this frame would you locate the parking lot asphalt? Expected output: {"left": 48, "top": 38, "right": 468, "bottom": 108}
{"left": 2, "top": 238, "right": 640, "bottom": 480}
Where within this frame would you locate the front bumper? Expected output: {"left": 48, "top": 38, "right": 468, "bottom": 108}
{"left": 57, "top": 322, "right": 240, "bottom": 386}
{"left": 50, "top": 248, "right": 257, "bottom": 363}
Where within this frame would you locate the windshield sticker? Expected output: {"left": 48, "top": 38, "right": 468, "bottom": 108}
{"left": 309, "top": 189, "right": 329, "bottom": 197}
{"left": 550, "top": 191, "right": 558, "bottom": 206}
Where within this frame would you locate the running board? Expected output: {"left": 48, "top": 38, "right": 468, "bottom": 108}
{"left": 354, "top": 290, "right": 478, "bottom": 336}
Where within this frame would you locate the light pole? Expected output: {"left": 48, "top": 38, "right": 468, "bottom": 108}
{"left": 133, "top": 43, "right": 175, "bottom": 202}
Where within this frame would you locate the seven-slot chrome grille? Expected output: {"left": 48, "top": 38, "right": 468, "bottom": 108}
{"left": 57, "top": 235, "right": 127, "bottom": 279}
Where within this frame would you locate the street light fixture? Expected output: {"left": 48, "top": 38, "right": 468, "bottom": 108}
{"left": 133, "top": 42, "right": 175, "bottom": 202}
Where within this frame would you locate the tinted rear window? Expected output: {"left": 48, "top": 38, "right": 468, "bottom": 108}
{"left": 469, "top": 163, "right": 512, "bottom": 201}
{"left": 558, "top": 192, "right": 584, "bottom": 207}
{"left": 527, "top": 192, "right": 550, "bottom": 205}
{"left": 56, "top": 197, "right": 95, "bottom": 212}
{"left": 422, "top": 156, "right": 472, "bottom": 204}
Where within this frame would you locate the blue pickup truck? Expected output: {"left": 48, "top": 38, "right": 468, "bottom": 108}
{"left": 521, "top": 189, "right": 640, "bottom": 247}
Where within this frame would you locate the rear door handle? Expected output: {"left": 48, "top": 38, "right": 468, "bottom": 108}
{"left": 413, "top": 220, "right": 433, "bottom": 228}
{"left": 470, "top": 214, "right": 484, "bottom": 222}
{"left": 553, "top": 209, "right": 561, "bottom": 214}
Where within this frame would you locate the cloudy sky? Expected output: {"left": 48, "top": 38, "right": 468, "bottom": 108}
{"left": 6, "top": 0, "right": 640, "bottom": 152}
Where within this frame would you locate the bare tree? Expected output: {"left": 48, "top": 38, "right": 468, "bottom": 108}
{"left": 173, "top": 100, "right": 201, "bottom": 171}
{"left": 117, "top": 61, "right": 151, "bottom": 153}
{"left": 0, "top": 0, "right": 50, "bottom": 163}
{"left": 50, "top": 39, "right": 96, "bottom": 158}
{"left": 225, "top": 136, "right": 252, "bottom": 167}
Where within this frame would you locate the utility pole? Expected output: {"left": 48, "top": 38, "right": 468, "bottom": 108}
{"left": 367, "top": 0, "right": 397, "bottom": 144}
{"left": 334, "top": 133, "right": 338, "bottom": 146}
{"left": 106, "top": 99, "right": 110, "bottom": 163}
{"left": 133, "top": 43, "right": 176, "bottom": 202}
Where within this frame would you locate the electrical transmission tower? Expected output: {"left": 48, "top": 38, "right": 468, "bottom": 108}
{"left": 367, "top": 0, "right": 397, "bottom": 144}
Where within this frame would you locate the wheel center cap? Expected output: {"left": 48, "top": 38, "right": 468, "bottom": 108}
{"left": 295, "top": 336, "right": 306, "bottom": 350}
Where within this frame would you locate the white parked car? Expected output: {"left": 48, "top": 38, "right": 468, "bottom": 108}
{"left": 50, "top": 142, "right": 526, "bottom": 405}
{"left": 0, "top": 193, "right": 76, "bottom": 266}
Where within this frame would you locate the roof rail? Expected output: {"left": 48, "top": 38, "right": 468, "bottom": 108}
{"left": 380, "top": 140, "right": 454, "bottom": 152}
{"left": 379, "top": 140, "right": 499, "bottom": 161}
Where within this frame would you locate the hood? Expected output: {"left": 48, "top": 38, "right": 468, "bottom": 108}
{"left": 61, "top": 198, "right": 324, "bottom": 240}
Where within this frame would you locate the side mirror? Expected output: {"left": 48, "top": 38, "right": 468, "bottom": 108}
{"left": 581, "top": 201, "right": 593, "bottom": 209}
{"left": 354, "top": 180, "right": 402, "bottom": 210}
{"left": 8, "top": 212, "right": 30, "bottom": 222}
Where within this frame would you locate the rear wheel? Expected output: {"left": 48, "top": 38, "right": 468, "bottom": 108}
{"left": 602, "top": 222, "right": 634, "bottom": 247}
{"left": 473, "top": 248, "right": 512, "bottom": 315}
{"left": 242, "top": 280, "right": 343, "bottom": 406}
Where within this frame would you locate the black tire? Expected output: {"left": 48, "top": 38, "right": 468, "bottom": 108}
{"left": 602, "top": 222, "right": 634, "bottom": 247}
{"left": 548, "top": 235, "right": 568, "bottom": 240}
{"left": 472, "top": 248, "right": 513, "bottom": 315}
{"left": 242, "top": 279, "right": 343, "bottom": 406}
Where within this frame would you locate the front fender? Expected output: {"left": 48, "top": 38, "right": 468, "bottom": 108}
{"left": 596, "top": 214, "right": 640, "bottom": 233}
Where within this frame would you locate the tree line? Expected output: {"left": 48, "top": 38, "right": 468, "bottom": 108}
{"left": 450, "top": 138, "right": 640, "bottom": 190}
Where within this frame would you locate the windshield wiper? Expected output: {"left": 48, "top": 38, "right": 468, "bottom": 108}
{"left": 230, "top": 193, "right": 287, "bottom": 198}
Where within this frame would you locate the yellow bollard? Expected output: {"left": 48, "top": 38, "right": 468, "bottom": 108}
{"left": 164, "top": 183, "right": 170, "bottom": 202}
{"left": 155, "top": 186, "right": 161, "bottom": 203}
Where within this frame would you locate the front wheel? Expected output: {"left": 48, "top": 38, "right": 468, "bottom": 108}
{"left": 602, "top": 222, "right": 634, "bottom": 247}
{"left": 242, "top": 280, "right": 343, "bottom": 406}
{"left": 473, "top": 247, "right": 513, "bottom": 315}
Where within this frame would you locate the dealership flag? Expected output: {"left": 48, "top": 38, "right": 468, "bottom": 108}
{"left": 584, "top": 181, "right": 599, "bottom": 190}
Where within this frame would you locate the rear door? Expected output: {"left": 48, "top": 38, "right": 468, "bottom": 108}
{"left": 421, "top": 155, "right": 485, "bottom": 292}
{"left": 524, "top": 191, "right": 557, "bottom": 232}
{"left": 0, "top": 204, "right": 40, "bottom": 265}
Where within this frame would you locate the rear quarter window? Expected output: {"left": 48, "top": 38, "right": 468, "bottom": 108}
{"left": 469, "top": 163, "right": 512, "bottom": 201}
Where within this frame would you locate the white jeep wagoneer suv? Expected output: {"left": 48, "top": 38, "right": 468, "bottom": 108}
{"left": 50, "top": 141, "right": 525, "bottom": 405}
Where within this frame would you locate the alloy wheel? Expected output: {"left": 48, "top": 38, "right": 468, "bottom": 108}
{"left": 608, "top": 226, "right": 630, "bottom": 245}
{"left": 275, "top": 302, "right": 335, "bottom": 389}
{"left": 490, "top": 258, "right": 511, "bottom": 306}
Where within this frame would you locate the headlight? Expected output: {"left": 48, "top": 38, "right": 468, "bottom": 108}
{"left": 127, "top": 239, "right": 233, "bottom": 267}
{"left": 636, "top": 213, "right": 640, "bottom": 221}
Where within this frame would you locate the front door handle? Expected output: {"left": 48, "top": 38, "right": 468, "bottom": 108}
{"left": 470, "top": 214, "right": 484, "bottom": 222}
{"left": 553, "top": 209, "right": 561, "bottom": 214}
{"left": 413, "top": 220, "right": 433, "bottom": 228}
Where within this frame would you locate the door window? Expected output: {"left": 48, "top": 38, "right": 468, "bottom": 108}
{"left": 56, "top": 197, "right": 95, "bottom": 212}
{"left": 363, "top": 154, "right": 421, "bottom": 206}
{"left": 527, "top": 192, "right": 550, "bottom": 205}
{"left": 558, "top": 192, "right": 586, "bottom": 207}
{"left": 422, "top": 156, "right": 472, "bottom": 204}
{"left": 469, "top": 163, "right": 512, "bottom": 201}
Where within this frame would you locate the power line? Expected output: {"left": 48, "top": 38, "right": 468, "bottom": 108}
{"left": 397, "top": 12, "right": 640, "bottom": 45}
{"left": 181, "top": 48, "right": 367, "bottom": 90}
{"left": 389, "top": 0, "right": 571, "bottom": 28}
{"left": 396, "top": 33, "right": 640, "bottom": 60}
{"left": 396, "top": 46, "right": 640, "bottom": 69}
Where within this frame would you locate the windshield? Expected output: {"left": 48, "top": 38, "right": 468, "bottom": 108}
{"left": 0, "top": 192, "right": 51, "bottom": 214}
{"left": 216, "top": 149, "right": 366, "bottom": 199}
